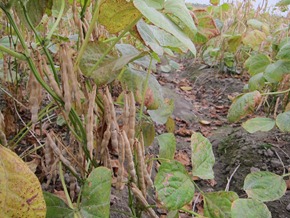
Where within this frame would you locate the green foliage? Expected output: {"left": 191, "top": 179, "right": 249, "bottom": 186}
{"left": 155, "top": 160, "right": 195, "bottom": 210}
{"left": 191, "top": 132, "right": 215, "bottom": 179}
{"left": 231, "top": 199, "right": 271, "bottom": 218}
{"left": 242, "top": 117, "right": 275, "bottom": 133}
{"left": 157, "top": 133, "right": 176, "bottom": 162}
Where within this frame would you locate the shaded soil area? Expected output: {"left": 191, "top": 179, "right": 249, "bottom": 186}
{"left": 151, "top": 62, "right": 290, "bottom": 217}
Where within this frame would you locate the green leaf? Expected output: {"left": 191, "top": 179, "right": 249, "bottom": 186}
{"left": 164, "top": 0, "right": 197, "bottom": 34}
{"left": 136, "top": 19, "right": 164, "bottom": 55}
{"left": 0, "top": 145, "right": 46, "bottom": 217}
{"left": 242, "top": 117, "right": 275, "bottom": 133}
{"left": 276, "top": 0, "right": 290, "bottom": 6}
{"left": 244, "top": 171, "right": 287, "bottom": 202}
{"left": 115, "top": 43, "right": 156, "bottom": 71}
{"left": 244, "top": 54, "right": 271, "bottom": 76}
{"left": 118, "top": 67, "right": 164, "bottom": 110}
{"left": 157, "top": 133, "right": 176, "bottom": 162}
{"left": 155, "top": 160, "right": 195, "bottom": 210}
{"left": 204, "top": 191, "right": 239, "bottom": 218}
{"left": 141, "top": 121, "right": 155, "bottom": 147}
{"left": 80, "top": 42, "right": 142, "bottom": 86}
{"left": 227, "top": 91, "right": 262, "bottom": 123}
{"left": 191, "top": 132, "right": 215, "bottom": 179}
{"left": 264, "top": 60, "right": 290, "bottom": 83}
{"left": 210, "top": 0, "right": 220, "bottom": 6}
{"left": 80, "top": 167, "right": 112, "bottom": 217}
{"left": 226, "top": 35, "right": 242, "bottom": 53}
{"left": 148, "top": 99, "right": 174, "bottom": 124}
{"left": 133, "top": 0, "right": 196, "bottom": 56}
{"left": 276, "top": 111, "right": 290, "bottom": 132}
{"left": 98, "top": 0, "right": 141, "bottom": 34}
{"left": 247, "top": 19, "right": 269, "bottom": 34}
{"left": 277, "top": 42, "right": 290, "bottom": 60}
{"left": 248, "top": 73, "right": 266, "bottom": 91}
{"left": 43, "top": 192, "right": 74, "bottom": 218}
{"left": 231, "top": 199, "right": 271, "bottom": 218}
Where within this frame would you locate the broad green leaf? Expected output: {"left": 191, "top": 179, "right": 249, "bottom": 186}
{"left": 248, "top": 73, "right": 266, "bottom": 91}
{"left": 191, "top": 132, "right": 215, "bottom": 179}
{"left": 155, "top": 160, "right": 195, "bottom": 210}
{"left": 164, "top": 0, "right": 197, "bottom": 34}
{"left": 136, "top": 19, "right": 164, "bottom": 55}
{"left": 247, "top": 19, "right": 269, "bottom": 34}
{"left": 98, "top": 0, "right": 141, "bottom": 34}
{"left": 80, "top": 167, "right": 112, "bottom": 217}
{"left": 157, "top": 133, "right": 176, "bottom": 162}
{"left": 204, "top": 191, "right": 239, "bottom": 218}
{"left": 144, "top": 0, "right": 164, "bottom": 9}
{"left": 115, "top": 43, "right": 156, "bottom": 71}
{"left": 148, "top": 99, "right": 174, "bottom": 124}
{"left": 276, "top": 0, "right": 290, "bottom": 6}
{"left": 118, "top": 67, "right": 164, "bottom": 110}
{"left": 277, "top": 42, "right": 290, "bottom": 60}
{"left": 141, "top": 121, "right": 155, "bottom": 147}
{"left": 231, "top": 199, "right": 271, "bottom": 218}
{"left": 210, "top": 0, "right": 220, "bottom": 6}
{"left": 242, "top": 117, "right": 275, "bottom": 133}
{"left": 133, "top": 0, "right": 196, "bottom": 56}
{"left": 44, "top": 192, "right": 74, "bottom": 218}
{"left": 80, "top": 42, "right": 142, "bottom": 86}
{"left": 264, "top": 60, "right": 290, "bottom": 83}
{"left": 244, "top": 54, "right": 271, "bottom": 76}
{"left": 14, "top": 0, "right": 53, "bottom": 28}
{"left": 0, "top": 145, "right": 46, "bottom": 217}
{"left": 227, "top": 91, "right": 262, "bottom": 123}
{"left": 276, "top": 111, "right": 290, "bottom": 132}
{"left": 242, "top": 30, "right": 266, "bottom": 50}
{"left": 244, "top": 171, "right": 286, "bottom": 202}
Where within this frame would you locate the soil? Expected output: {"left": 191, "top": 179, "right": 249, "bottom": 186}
{"left": 150, "top": 61, "right": 290, "bottom": 218}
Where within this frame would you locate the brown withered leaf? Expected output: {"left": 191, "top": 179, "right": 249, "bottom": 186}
{"left": 174, "top": 150, "right": 190, "bottom": 166}
{"left": 286, "top": 180, "right": 290, "bottom": 190}
{"left": 175, "top": 127, "right": 192, "bottom": 137}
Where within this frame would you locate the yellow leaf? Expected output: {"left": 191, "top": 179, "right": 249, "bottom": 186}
{"left": 0, "top": 145, "right": 46, "bottom": 217}
{"left": 199, "top": 120, "right": 211, "bottom": 125}
{"left": 180, "top": 86, "right": 193, "bottom": 91}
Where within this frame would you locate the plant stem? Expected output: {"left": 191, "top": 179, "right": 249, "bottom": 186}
{"left": 262, "top": 87, "right": 290, "bottom": 96}
{"left": 180, "top": 207, "right": 201, "bottom": 217}
{"left": 46, "top": 0, "right": 65, "bottom": 41}
{"left": 59, "top": 162, "right": 74, "bottom": 209}
{"left": 74, "top": 1, "right": 100, "bottom": 69}
{"left": 283, "top": 173, "right": 290, "bottom": 177}
{"left": 3, "top": 0, "right": 17, "bottom": 10}
{"left": 87, "top": 14, "right": 143, "bottom": 76}
{"left": 0, "top": 44, "right": 26, "bottom": 60}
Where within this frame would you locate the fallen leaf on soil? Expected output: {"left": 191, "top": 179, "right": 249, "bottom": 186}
{"left": 286, "top": 180, "right": 290, "bottom": 190}
{"left": 181, "top": 86, "right": 193, "bottom": 91}
{"left": 175, "top": 127, "right": 192, "bottom": 137}
{"left": 208, "top": 179, "right": 217, "bottom": 187}
{"left": 199, "top": 120, "right": 211, "bottom": 125}
{"left": 26, "top": 158, "right": 40, "bottom": 173}
{"left": 174, "top": 150, "right": 190, "bottom": 166}
{"left": 53, "top": 190, "right": 68, "bottom": 205}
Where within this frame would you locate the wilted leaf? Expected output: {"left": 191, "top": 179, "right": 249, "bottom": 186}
{"left": 44, "top": 192, "right": 74, "bottom": 218}
{"left": 98, "top": 0, "right": 141, "bottom": 34}
{"left": 155, "top": 160, "right": 195, "bottom": 210}
{"left": 231, "top": 199, "right": 271, "bottom": 218}
{"left": 264, "top": 60, "right": 290, "bottom": 83}
{"left": 118, "top": 67, "right": 164, "bottom": 110}
{"left": 80, "top": 167, "right": 112, "bottom": 217}
{"left": 148, "top": 99, "right": 174, "bottom": 124}
{"left": 227, "top": 91, "right": 262, "bottom": 123}
{"left": 204, "top": 191, "right": 239, "bottom": 218}
{"left": 276, "top": 111, "right": 290, "bottom": 132}
{"left": 242, "top": 30, "right": 266, "bottom": 50}
{"left": 191, "top": 132, "right": 215, "bottom": 179}
{"left": 242, "top": 117, "right": 275, "bottom": 133}
{"left": 133, "top": 0, "right": 196, "bottom": 55}
{"left": 247, "top": 19, "right": 269, "bottom": 34}
{"left": 0, "top": 145, "right": 46, "bottom": 217}
{"left": 140, "top": 121, "right": 155, "bottom": 147}
{"left": 248, "top": 73, "right": 266, "bottom": 91}
{"left": 244, "top": 54, "right": 271, "bottom": 76}
{"left": 157, "top": 133, "right": 176, "bottom": 162}
{"left": 166, "top": 117, "right": 175, "bottom": 133}
{"left": 227, "top": 35, "right": 242, "bottom": 53}
{"left": 244, "top": 171, "right": 287, "bottom": 202}
{"left": 180, "top": 86, "right": 193, "bottom": 91}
